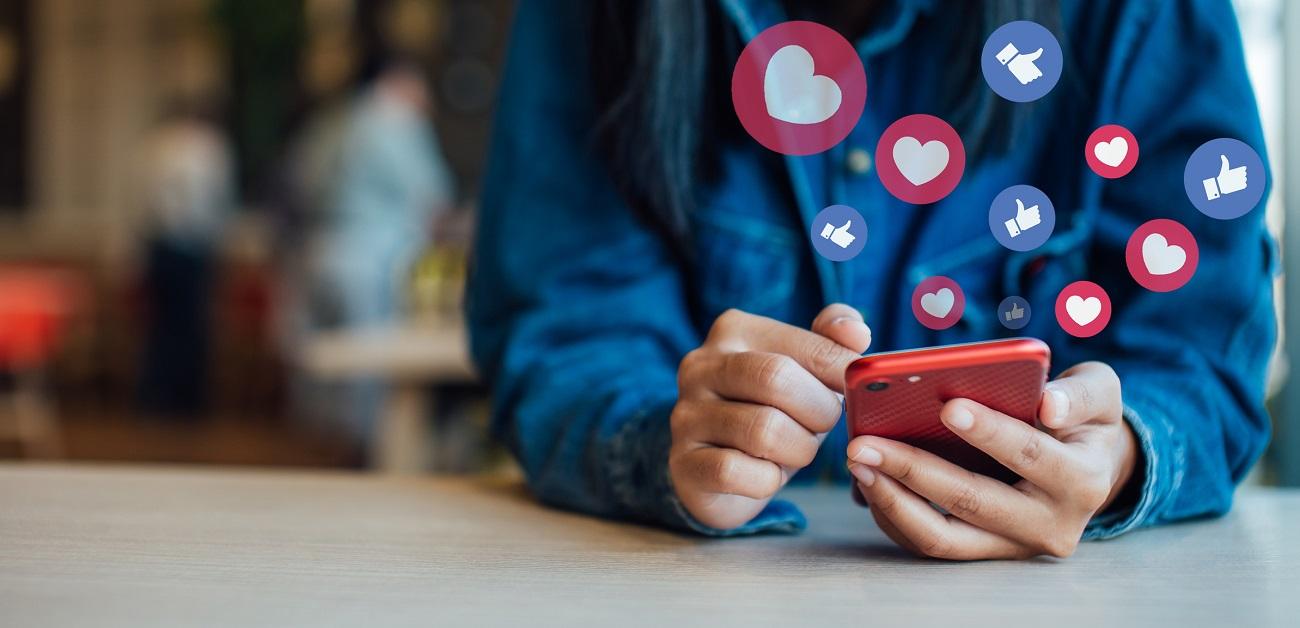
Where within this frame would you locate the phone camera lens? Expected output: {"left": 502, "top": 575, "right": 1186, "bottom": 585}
{"left": 866, "top": 381, "right": 890, "bottom": 392}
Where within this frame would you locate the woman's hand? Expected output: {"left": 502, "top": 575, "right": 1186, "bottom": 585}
{"left": 848, "top": 361, "right": 1138, "bottom": 560}
{"left": 670, "top": 305, "right": 871, "bottom": 530}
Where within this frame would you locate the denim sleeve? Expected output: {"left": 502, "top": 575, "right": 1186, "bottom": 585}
{"left": 467, "top": 0, "right": 803, "bottom": 536}
{"left": 1061, "top": 0, "right": 1276, "bottom": 539}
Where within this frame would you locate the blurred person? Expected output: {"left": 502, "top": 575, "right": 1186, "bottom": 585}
{"left": 282, "top": 60, "right": 455, "bottom": 443}
{"left": 469, "top": 0, "right": 1276, "bottom": 560}
{"left": 136, "top": 106, "right": 236, "bottom": 418}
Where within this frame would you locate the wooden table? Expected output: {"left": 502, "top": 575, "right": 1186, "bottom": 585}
{"left": 2, "top": 464, "right": 1297, "bottom": 627}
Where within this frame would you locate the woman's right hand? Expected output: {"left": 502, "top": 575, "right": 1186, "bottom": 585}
{"left": 669, "top": 305, "right": 872, "bottom": 530}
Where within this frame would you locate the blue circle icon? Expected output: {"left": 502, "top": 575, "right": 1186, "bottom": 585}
{"left": 981, "top": 21, "right": 1062, "bottom": 102}
{"left": 1183, "top": 138, "right": 1266, "bottom": 220}
{"left": 998, "top": 296, "right": 1032, "bottom": 330}
{"left": 989, "top": 185, "right": 1055, "bottom": 252}
{"left": 810, "top": 205, "right": 867, "bottom": 262}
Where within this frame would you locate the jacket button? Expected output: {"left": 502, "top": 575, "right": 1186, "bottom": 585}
{"left": 846, "top": 148, "right": 872, "bottom": 175}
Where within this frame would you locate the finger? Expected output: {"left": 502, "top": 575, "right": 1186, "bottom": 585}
{"left": 849, "top": 463, "right": 919, "bottom": 552}
{"left": 712, "top": 309, "right": 862, "bottom": 390}
{"left": 848, "top": 435, "right": 1048, "bottom": 545}
{"left": 1219, "top": 154, "right": 1231, "bottom": 173}
{"left": 859, "top": 473, "right": 1027, "bottom": 560}
{"left": 703, "top": 351, "right": 843, "bottom": 433}
{"left": 1015, "top": 199, "right": 1025, "bottom": 211}
{"left": 941, "top": 398, "right": 1080, "bottom": 492}
{"left": 1038, "top": 361, "right": 1122, "bottom": 429}
{"left": 676, "top": 447, "right": 782, "bottom": 500}
{"left": 1022, "top": 47, "right": 1043, "bottom": 61}
{"left": 683, "top": 400, "right": 819, "bottom": 469}
{"left": 811, "top": 303, "right": 872, "bottom": 354}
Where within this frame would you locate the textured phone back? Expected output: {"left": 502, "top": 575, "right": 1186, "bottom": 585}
{"left": 847, "top": 359, "right": 1046, "bottom": 481}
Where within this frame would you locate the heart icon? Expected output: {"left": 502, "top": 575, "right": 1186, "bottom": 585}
{"left": 892, "top": 136, "right": 950, "bottom": 186}
{"left": 1065, "top": 295, "right": 1101, "bottom": 326}
{"left": 1141, "top": 233, "right": 1186, "bottom": 276}
{"left": 763, "top": 45, "right": 842, "bottom": 125}
{"left": 920, "top": 288, "right": 954, "bottom": 318}
{"left": 1093, "top": 136, "right": 1128, "bottom": 168}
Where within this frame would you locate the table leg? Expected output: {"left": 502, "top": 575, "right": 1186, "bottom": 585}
{"left": 372, "top": 384, "right": 436, "bottom": 473}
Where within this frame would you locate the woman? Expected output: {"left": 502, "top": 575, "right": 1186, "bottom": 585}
{"left": 468, "top": 0, "right": 1275, "bottom": 559}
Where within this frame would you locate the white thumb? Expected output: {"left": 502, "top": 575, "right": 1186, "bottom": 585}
{"left": 1218, "top": 154, "right": 1231, "bottom": 175}
{"left": 1022, "top": 48, "right": 1044, "bottom": 62}
{"left": 1015, "top": 199, "right": 1026, "bottom": 212}
{"left": 837, "top": 220, "right": 852, "bottom": 231}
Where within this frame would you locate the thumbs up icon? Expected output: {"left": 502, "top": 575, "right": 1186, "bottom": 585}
{"left": 820, "top": 220, "right": 856, "bottom": 249}
{"left": 1002, "top": 198, "right": 1042, "bottom": 238}
{"left": 1202, "top": 154, "right": 1248, "bottom": 200}
{"left": 995, "top": 42, "right": 1044, "bottom": 85}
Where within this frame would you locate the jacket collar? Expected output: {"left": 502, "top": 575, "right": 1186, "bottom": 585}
{"left": 719, "top": 0, "right": 934, "bottom": 56}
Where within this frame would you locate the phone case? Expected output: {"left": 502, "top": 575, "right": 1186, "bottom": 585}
{"left": 845, "top": 338, "right": 1050, "bottom": 481}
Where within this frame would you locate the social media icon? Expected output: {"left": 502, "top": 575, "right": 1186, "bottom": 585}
{"left": 764, "top": 45, "right": 841, "bottom": 124}
{"left": 1086, "top": 125, "right": 1139, "bottom": 178}
{"left": 732, "top": 21, "right": 867, "bottom": 156}
{"left": 810, "top": 205, "right": 866, "bottom": 261}
{"left": 877, "top": 115, "right": 965, "bottom": 204}
{"left": 1054, "top": 281, "right": 1111, "bottom": 338}
{"left": 1202, "top": 155, "right": 1248, "bottom": 200}
{"left": 1004, "top": 199, "right": 1041, "bottom": 237}
{"left": 893, "top": 136, "right": 949, "bottom": 186}
{"left": 982, "top": 21, "right": 1062, "bottom": 102}
{"left": 989, "top": 185, "right": 1055, "bottom": 252}
{"left": 995, "top": 43, "right": 1044, "bottom": 85}
{"left": 1183, "top": 138, "right": 1265, "bottom": 220}
{"left": 911, "top": 276, "right": 965, "bottom": 330}
{"left": 820, "top": 220, "right": 856, "bottom": 248}
{"left": 1126, "top": 219, "right": 1199, "bottom": 292}
{"left": 997, "top": 296, "right": 1031, "bottom": 330}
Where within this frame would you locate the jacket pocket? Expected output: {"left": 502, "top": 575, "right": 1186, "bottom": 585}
{"left": 690, "top": 207, "right": 801, "bottom": 322}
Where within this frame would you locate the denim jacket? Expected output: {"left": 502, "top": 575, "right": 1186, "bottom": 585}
{"left": 468, "top": 0, "right": 1276, "bottom": 538}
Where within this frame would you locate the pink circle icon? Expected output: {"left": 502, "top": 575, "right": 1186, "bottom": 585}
{"left": 1054, "top": 281, "right": 1112, "bottom": 338}
{"left": 876, "top": 114, "right": 965, "bottom": 204}
{"left": 1126, "top": 219, "right": 1199, "bottom": 292}
{"left": 1085, "top": 124, "right": 1139, "bottom": 179}
{"left": 731, "top": 21, "right": 867, "bottom": 156}
{"left": 911, "top": 276, "right": 965, "bottom": 330}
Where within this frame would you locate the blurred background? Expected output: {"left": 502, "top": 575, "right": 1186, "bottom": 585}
{"left": 1, "top": 0, "right": 1299, "bottom": 487}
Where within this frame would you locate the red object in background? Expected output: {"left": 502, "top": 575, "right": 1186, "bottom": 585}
{"left": 0, "top": 267, "right": 82, "bottom": 370}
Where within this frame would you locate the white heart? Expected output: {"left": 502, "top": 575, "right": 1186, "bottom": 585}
{"left": 1094, "top": 137, "right": 1128, "bottom": 168}
{"left": 919, "top": 288, "right": 954, "bottom": 318}
{"left": 892, "top": 136, "right": 950, "bottom": 186}
{"left": 1141, "top": 233, "right": 1186, "bottom": 276}
{"left": 763, "top": 45, "right": 842, "bottom": 125}
{"left": 1065, "top": 295, "right": 1102, "bottom": 326}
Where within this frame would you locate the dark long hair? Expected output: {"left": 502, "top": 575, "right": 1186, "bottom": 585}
{"left": 591, "top": 1, "right": 1060, "bottom": 248}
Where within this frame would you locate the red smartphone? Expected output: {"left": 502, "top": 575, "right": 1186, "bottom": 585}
{"left": 844, "top": 338, "right": 1050, "bottom": 482}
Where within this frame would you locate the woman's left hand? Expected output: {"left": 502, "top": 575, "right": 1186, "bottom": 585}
{"left": 847, "top": 361, "right": 1138, "bottom": 560}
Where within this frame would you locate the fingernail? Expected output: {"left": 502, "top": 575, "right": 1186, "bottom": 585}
{"left": 848, "top": 463, "right": 876, "bottom": 487}
{"left": 849, "top": 444, "right": 883, "bottom": 466}
{"left": 946, "top": 406, "right": 975, "bottom": 430}
{"left": 1050, "top": 388, "right": 1070, "bottom": 425}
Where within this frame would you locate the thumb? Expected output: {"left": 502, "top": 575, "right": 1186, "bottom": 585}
{"left": 1219, "top": 154, "right": 1231, "bottom": 174}
{"left": 837, "top": 220, "right": 852, "bottom": 231}
{"left": 1015, "top": 199, "right": 1025, "bottom": 212}
{"left": 1021, "top": 48, "right": 1044, "bottom": 62}
{"left": 811, "top": 303, "right": 872, "bottom": 354}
